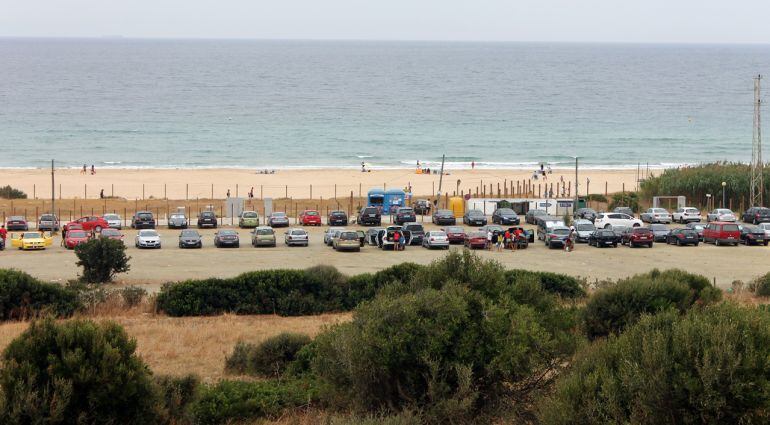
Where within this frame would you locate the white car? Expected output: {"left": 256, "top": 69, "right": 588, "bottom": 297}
{"left": 573, "top": 219, "right": 596, "bottom": 243}
{"left": 672, "top": 207, "right": 701, "bottom": 223}
{"left": 594, "top": 212, "right": 643, "bottom": 229}
{"left": 758, "top": 223, "right": 770, "bottom": 239}
{"left": 284, "top": 228, "right": 309, "bottom": 246}
{"left": 103, "top": 213, "right": 123, "bottom": 229}
{"left": 640, "top": 208, "right": 672, "bottom": 224}
{"left": 323, "top": 227, "right": 345, "bottom": 246}
{"left": 706, "top": 208, "right": 737, "bottom": 222}
{"left": 135, "top": 229, "right": 161, "bottom": 249}
{"left": 422, "top": 231, "right": 450, "bottom": 249}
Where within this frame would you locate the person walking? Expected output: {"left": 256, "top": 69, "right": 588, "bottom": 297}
{"left": 486, "top": 230, "right": 493, "bottom": 250}
{"left": 249, "top": 187, "right": 254, "bottom": 198}
{"left": 0, "top": 225, "right": 6, "bottom": 246}
{"left": 90, "top": 164, "right": 95, "bottom": 175}
{"left": 99, "top": 189, "right": 104, "bottom": 199}
{"left": 495, "top": 232, "right": 503, "bottom": 252}
{"left": 471, "top": 161, "right": 475, "bottom": 169}
{"left": 226, "top": 189, "right": 231, "bottom": 198}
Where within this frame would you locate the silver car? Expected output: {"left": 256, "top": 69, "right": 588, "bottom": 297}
{"left": 284, "top": 228, "right": 309, "bottom": 246}
{"left": 268, "top": 212, "right": 290, "bottom": 227}
{"left": 641, "top": 208, "right": 672, "bottom": 224}
{"left": 103, "top": 213, "right": 123, "bottom": 229}
{"left": 135, "top": 229, "right": 161, "bottom": 249}
{"left": 168, "top": 213, "right": 188, "bottom": 229}
{"left": 324, "top": 227, "right": 345, "bottom": 246}
{"left": 573, "top": 219, "right": 596, "bottom": 243}
{"left": 706, "top": 208, "right": 737, "bottom": 222}
{"left": 422, "top": 231, "right": 450, "bottom": 249}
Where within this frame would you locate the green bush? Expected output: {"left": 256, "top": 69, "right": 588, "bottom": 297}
{"left": 608, "top": 191, "right": 640, "bottom": 212}
{"left": 192, "top": 379, "right": 313, "bottom": 424}
{"left": 505, "top": 269, "right": 586, "bottom": 299}
{"left": 121, "top": 285, "right": 148, "bottom": 307}
{"left": 74, "top": 237, "right": 131, "bottom": 283}
{"left": 154, "top": 374, "right": 200, "bottom": 424}
{"left": 225, "top": 333, "right": 312, "bottom": 378}
{"left": 0, "top": 269, "right": 80, "bottom": 319}
{"left": 0, "top": 185, "right": 26, "bottom": 199}
{"left": 583, "top": 268, "right": 722, "bottom": 339}
{"left": 750, "top": 272, "right": 770, "bottom": 297}
{"left": 540, "top": 303, "right": 770, "bottom": 424}
{"left": 0, "top": 318, "right": 158, "bottom": 423}
{"left": 345, "top": 262, "right": 423, "bottom": 308}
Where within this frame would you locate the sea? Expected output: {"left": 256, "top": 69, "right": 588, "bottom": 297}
{"left": 1, "top": 38, "right": 769, "bottom": 170}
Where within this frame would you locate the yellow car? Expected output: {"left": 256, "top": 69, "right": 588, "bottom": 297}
{"left": 11, "top": 232, "right": 54, "bottom": 250}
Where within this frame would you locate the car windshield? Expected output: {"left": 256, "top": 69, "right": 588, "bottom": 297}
{"left": 650, "top": 224, "right": 668, "bottom": 230}
{"left": 530, "top": 210, "right": 546, "bottom": 216}
{"left": 340, "top": 231, "right": 358, "bottom": 240}
{"left": 599, "top": 230, "right": 615, "bottom": 236}
{"left": 139, "top": 230, "right": 158, "bottom": 237}
{"left": 716, "top": 209, "right": 732, "bottom": 214}
{"left": 577, "top": 223, "right": 595, "bottom": 231}
{"left": 305, "top": 211, "right": 319, "bottom": 216}
{"left": 723, "top": 224, "right": 740, "bottom": 232}
{"left": 257, "top": 229, "right": 273, "bottom": 235}
{"left": 651, "top": 209, "right": 667, "bottom": 213}
{"left": 40, "top": 215, "right": 56, "bottom": 220}
{"left": 404, "top": 224, "right": 424, "bottom": 231}
{"left": 331, "top": 211, "right": 345, "bottom": 216}
{"left": 363, "top": 208, "right": 378, "bottom": 214}
{"left": 437, "top": 210, "right": 452, "bottom": 215}
{"left": 431, "top": 231, "right": 447, "bottom": 237}
{"left": 243, "top": 212, "right": 258, "bottom": 218}
{"left": 688, "top": 224, "right": 704, "bottom": 230}
{"left": 469, "top": 232, "right": 486, "bottom": 237}
{"left": 101, "top": 229, "right": 119, "bottom": 236}
{"left": 744, "top": 226, "right": 759, "bottom": 232}
{"left": 181, "top": 230, "right": 199, "bottom": 237}
{"left": 445, "top": 226, "right": 463, "bottom": 233}
{"left": 69, "top": 231, "right": 87, "bottom": 238}
{"left": 138, "top": 213, "right": 153, "bottom": 220}
{"left": 498, "top": 208, "right": 514, "bottom": 214}
{"left": 104, "top": 214, "right": 119, "bottom": 220}
{"left": 398, "top": 208, "right": 414, "bottom": 213}
{"left": 10, "top": 216, "right": 24, "bottom": 221}
{"left": 552, "top": 228, "right": 570, "bottom": 235}
{"left": 468, "top": 210, "right": 484, "bottom": 217}
{"left": 272, "top": 212, "right": 286, "bottom": 217}
{"left": 290, "top": 230, "right": 306, "bottom": 235}
{"left": 201, "top": 212, "right": 215, "bottom": 217}
{"left": 170, "top": 214, "right": 185, "bottom": 219}
{"left": 758, "top": 208, "right": 770, "bottom": 213}
{"left": 219, "top": 230, "right": 237, "bottom": 235}
{"left": 634, "top": 228, "right": 652, "bottom": 234}
{"left": 22, "top": 232, "right": 41, "bottom": 238}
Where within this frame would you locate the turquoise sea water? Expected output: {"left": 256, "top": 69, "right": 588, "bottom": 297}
{"left": 1, "top": 38, "right": 768, "bottom": 170}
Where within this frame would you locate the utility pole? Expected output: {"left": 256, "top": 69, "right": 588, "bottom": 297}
{"left": 51, "top": 159, "right": 55, "bottom": 233}
{"left": 574, "top": 157, "right": 579, "bottom": 211}
{"left": 751, "top": 75, "right": 764, "bottom": 207}
{"left": 437, "top": 154, "right": 446, "bottom": 207}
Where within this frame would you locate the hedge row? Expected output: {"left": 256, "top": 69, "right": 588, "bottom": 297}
{"left": 0, "top": 269, "right": 80, "bottom": 320}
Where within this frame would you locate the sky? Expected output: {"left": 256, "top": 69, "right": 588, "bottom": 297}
{"left": 2, "top": 0, "right": 770, "bottom": 43}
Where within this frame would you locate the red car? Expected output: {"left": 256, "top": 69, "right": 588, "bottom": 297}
{"left": 703, "top": 221, "right": 741, "bottom": 246}
{"left": 64, "top": 230, "right": 91, "bottom": 249}
{"left": 443, "top": 226, "right": 467, "bottom": 244}
{"left": 621, "top": 227, "right": 654, "bottom": 248}
{"left": 464, "top": 231, "right": 487, "bottom": 249}
{"left": 298, "top": 210, "right": 322, "bottom": 226}
{"left": 65, "top": 216, "right": 110, "bottom": 232}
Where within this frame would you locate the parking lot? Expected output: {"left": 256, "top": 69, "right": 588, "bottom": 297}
{"left": 1, "top": 219, "right": 767, "bottom": 291}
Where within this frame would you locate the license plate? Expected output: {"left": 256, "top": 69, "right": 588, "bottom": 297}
{"left": 369, "top": 214, "right": 375, "bottom": 217}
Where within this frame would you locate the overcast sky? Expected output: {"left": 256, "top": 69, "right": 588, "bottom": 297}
{"left": 3, "top": 0, "right": 769, "bottom": 43}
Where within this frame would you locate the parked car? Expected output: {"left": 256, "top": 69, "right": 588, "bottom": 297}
{"left": 37, "top": 214, "right": 59, "bottom": 231}
{"left": 464, "top": 231, "right": 488, "bottom": 249}
{"left": 324, "top": 228, "right": 345, "bottom": 246}
{"left": 413, "top": 199, "right": 432, "bottom": 215}
{"left": 238, "top": 211, "right": 260, "bottom": 228}
{"left": 5, "top": 216, "right": 28, "bottom": 231}
{"left": 63, "top": 230, "right": 91, "bottom": 249}
{"left": 103, "top": 213, "right": 123, "bottom": 229}
{"left": 759, "top": 223, "right": 770, "bottom": 239}
{"left": 594, "top": 212, "right": 643, "bottom": 229}
{"left": 394, "top": 207, "right": 417, "bottom": 225}
{"left": 423, "top": 231, "right": 450, "bottom": 249}
{"left": 131, "top": 211, "right": 156, "bottom": 229}
{"left": 298, "top": 210, "right": 322, "bottom": 226}
{"left": 536, "top": 216, "right": 565, "bottom": 241}
{"left": 574, "top": 208, "right": 597, "bottom": 222}
{"left": 480, "top": 224, "right": 505, "bottom": 238}
{"left": 135, "top": 229, "right": 161, "bottom": 249}
{"left": 284, "top": 228, "right": 309, "bottom": 246}
{"left": 356, "top": 230, "right": 366, "bottom": 247}
{"left": 685, "top": 222, "right": 706, "bottom": 241}
{"left": 66, "top": 216, "right": 110, "bottom": 233}
{"left": 525, "top": 209, "right": 547, "bottom": 225}
{"left": 197, "top": 211, "right": 218, "bottom": 228}
{"left": 333, "top": 230, "right": 362, "bottom": 252}
{"left": 100, "top": 228, "right": 124, "bottom": 241}
{"left": 10, "top": 231, "right": 53, "bottom": 250}
{"left": 0, "top": 238, "right": 4, "bottom": 250}
{"left": 649, "top": 224, "right": 670, "bottom": 242}
{"left": 672, "top": 207, "right": 702, "bottom": 223}
{"left": 377, "top": 227, "right": 405, "bottom": 250}
{"left": 168, "top": 213, "right": 188, "bottom": 229}
{"left": 739, "top": 225, "right": 769, "bottom": 246}
{"left": 327, "top": 210, "right": 348, "bottom": 226}
{"left": 402, "top": 222, "right": 425, "bottom": 245}
{"left": 665, "top": 228, "right": 700, "bottom": 246}
{"left": 267, "top": 212, "right": 289, "bottom": 227}
{"left": 742, "top": 207, "right": 770, "bottom": 224}
{"left": 366, "top": 227, "right": 385, "bottom": 245}
{"left": 358, "top": 207, "right": 382, "bottom": 226}
{"left": 214, "top": 230, "right": 240, "bottom": 248}
{"left": 442, "top": 226, "right": 466, "bottom": 244}
{"left": 178, "top": 229, "right": 202, "bottom": 249}
{"left": 432, "top": 209, "right": 456, "bottom": 225}
{"left": 641, "top": 208, "right": 672, "bottom": 224}
{"left": 463, "top": 210, "right": 487, "bottom": 226}
{"left": 588, "top": 229, "right": 618, "bottom": 248}
{"left": 251, "top": 226, "right": 276, "bottom": 247}
{"left": 573, "top": 219, "right": 596, "bottom": 243}
{"left": 491, "top": 208, "right": 520, "bottom": 225}
{"left": 544, "top": 226, "right": 571, "bottom": 249}
{"left": 507, "top": 226, "right": 535, "bottom": 243}
{"left": 706, "top": 208, "right": 737, "bottom": 223}
{"left": 620, "top": 227, "right": 654, "bottom": 248}
{"left": 703, "top": 222, "right": 741, "bottom": 246}
{"left": 612, "top": 207, "right": 635, "bottom": 217}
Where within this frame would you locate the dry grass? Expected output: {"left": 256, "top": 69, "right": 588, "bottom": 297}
{"left": 0, "top": 312, "right": 350, "bottom": 382}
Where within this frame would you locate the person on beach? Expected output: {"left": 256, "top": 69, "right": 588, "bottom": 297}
{"left": 99, "top": 189, "right": 104, "bottom": 199}
{"left": 226, "top": 189, "right": 231, "bottom": 198}
{"left": 361, "top": 162, "right": 366, "bottom": 172}
{"left": 471, "top": 161, "right": 475, "bottom": 169}
{"left": 90, "top": 165, "right": 95, "bottom": 175}
{"left": 249, "top": 187, "right": 254, "bottom": 198}
{"left": 81, "top": 164, "right": 87, "bottom": 174}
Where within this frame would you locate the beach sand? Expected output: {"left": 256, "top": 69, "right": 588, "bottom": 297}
{"left": 1, "top": 167, "right": 644, "bottom": 200}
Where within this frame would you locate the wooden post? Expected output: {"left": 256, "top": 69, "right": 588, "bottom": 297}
{"left": 605, "top": 182, "right": 608, "bottom": 197}
{"left": 432, "top": 181, "right": 435, "bottom": 196}
{"left": 285, "top": 185, "right": 288, "bottom": 198}
{"left": 211, "top": 184, "right": 214, "bottom": 199}
{"left": 359, "top": 183, "right": 362, "bottom": 198}
{"left": 84, "top": 184, "right": 87, "bottom": 199}
{"left": 33, "top": 184, "right": 35, "bottom": 199}
{"left": 310, "top": 184, "right": 313, "bottom": 199}
{"left": 142, "top": 184, "right": 145, "bottom": 200}
{"left": 112, "top": 184, "right": 114, "bottom": 197}
{"left": 186, "top": 184, "right": 188, "bottom": 200}
{"left": 497, "top": 182, "right": 501, "bottom": 197}
{"left": 164, "top": 184, "right": 167, "bottom": 200}
{"left": 334, "top": 184, "right": 336, "bottom": 199}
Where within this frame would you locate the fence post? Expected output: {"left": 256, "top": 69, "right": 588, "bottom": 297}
{"left": 84, "top": 184, "right": 87, "bottom": 199}
{"left": 142, "top": 184, "right": 145, "bottom": 200}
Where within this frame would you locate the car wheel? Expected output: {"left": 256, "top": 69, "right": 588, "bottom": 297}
{"left": 716, "top": 240, "right": 721, "bottom": 246}
{"left": 694, "top": 242, "right": 699, "bottom": 246}
{"left": 676, "top": 239, "right": 681, "bottom": 246}
{"left": 613, "top": 243, "right": 617, "bottom": 248}
{"left": 94, "top": 226, "right": 102, "bottom": 232}
{"left": 648, "top": 243, "right": 653, "bottom": 248}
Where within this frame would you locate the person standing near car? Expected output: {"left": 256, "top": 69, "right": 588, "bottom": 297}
{"left": 0, "top": 225, "right": 6, "bottom": 245}
{"left": 393, "top": 230, "right": 401, "bottom": 251}
{"left": 486, "top": 230, "right": 493, "bottom": 250}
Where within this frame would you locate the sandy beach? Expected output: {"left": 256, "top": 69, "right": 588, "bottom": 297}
{"left": 1, "top": 167, "right": 643, "bottom": 200}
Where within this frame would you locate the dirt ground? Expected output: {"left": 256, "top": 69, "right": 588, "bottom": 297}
{"left": 1, "top": 219, "right": 766, "bottom": 290}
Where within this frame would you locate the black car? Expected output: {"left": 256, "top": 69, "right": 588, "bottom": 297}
{"left": 178, "top": 229, "right": 203, "bottom": 248}
{"left": 214, "top": 229, "right": 240, "bottom": 247}
{"left": 649, "top": 224, "right": 670, "bottom": 242}
{"left": 739, "top": 225, "right": 768, "bottom": 246}
{"left": 413, "top": 199, "right": 432, "bottom": 215}
{"left": 197, "top": 211, "right": 218, "bottom": 228}
{"left": 574, "top": 208, "right": 597, "bottom": 222}
{"left": 666, "top": 228, "right": 699, "bottom": 246}
{"left": 328, "top": 210, "right": 348, "bottom": 226}
{"left": 492, "top": 208, "right": 520, "bottom": 225}
{"left": 507, "top": 226, "right": 535, "bottom": 243}
{"left": 588, "top": 229, "right": 618, "bottom": 247}
{"left": 525, "top": 209, "right": 547, "bottom": 225}
{"left": 0, "top": 237, "right": 4, "bottom": 251}
{"left": 613, "top": 207, "right": 635, "bottom": 217}
{"left": 463, "top": 209, "right": 487, "bottom": 226}
{"left": 685, "top": 222, "right": 706, "bottom": 241}
{"left": 742, "top": 207, "right": 770, "bottom": 224}
{"left": 394, "top": 207, "right": 417, "bottom": 225}
{"left": 402, "top": 222, "right": 425, "bottom": 245}
{"left": 358, "top": 207, "right": 382, "bottom": 226}
{"left": 432, "top": 209, "right": 456, "bottom": 225}
{"left": 131, "top": 211, "right": 156, "bottom": 229}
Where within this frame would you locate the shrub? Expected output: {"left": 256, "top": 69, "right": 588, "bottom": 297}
{"left": 750, "top": 272, "right": 770, "bottom": 297}
{"left": 121, "top": 285, "right": 148, "bottom": 307}
{"left": 409, "top": 249, "right": 506, "bottom": 298}
{"left": 0, "top": 185, "right": 26, "bottom": 199}
{"left": 0, "top": 318, "right": 158, "bottom": 423}
{"left": 74, "top": 237, "right": 131, "bottom": 283}
{"left": 607, "top": 191, "right": 639, "bottom": 212}
{"left": 345, "top": 262, "right": 422, "bottom": 308}
{"left": 0, "top": 269, "right": 80, "bottom": 319}
{"left": 583, "top": 268, "right": 722, "bottom": 339}
{"left": 192, "top": 379, "right": 313, "bottom": 424}
{"left": 505, "top": 269, "right": 585, "bottom": 299}
{"left": 154, "top": 374, "right": 200, "bottom": 424}
{"left": 225, "top": 333, "right": 312, "bottom": 378}
{"left": 540, "top": 303, "right": 770, "bottom": 424}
